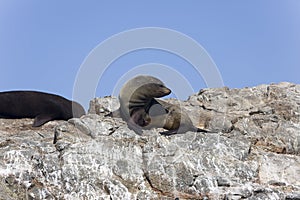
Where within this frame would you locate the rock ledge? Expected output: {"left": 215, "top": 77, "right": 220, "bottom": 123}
{"left": 0, "top": 82, "right": 299, "bottom": 199}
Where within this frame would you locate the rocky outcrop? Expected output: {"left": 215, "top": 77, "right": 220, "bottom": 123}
{"left": 0, "top": 82, "right": 299, "bottom": 199}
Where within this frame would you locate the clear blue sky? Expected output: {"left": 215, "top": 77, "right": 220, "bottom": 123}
{"left": 1, "top": 1, "right": 299, "bottom": 108}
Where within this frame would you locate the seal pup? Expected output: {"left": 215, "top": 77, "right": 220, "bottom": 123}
{"left": 140, "top": 98, "right": 210, "bottom": 135}
{"left": 109, "top": 75, "right": 171, "bottom": 134}
{"left": 0, "top": 91, "right": 85, "bottom": 127}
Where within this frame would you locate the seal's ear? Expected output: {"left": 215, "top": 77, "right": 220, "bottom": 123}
{"left": 33, "top": 114, "right": 55, "bottom": 127}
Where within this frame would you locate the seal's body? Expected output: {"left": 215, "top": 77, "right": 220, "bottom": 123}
{"left": 145, "top": 99, "right": 210, "bottom": 135}
{"left": 111, "top": 75, "right": 171, "bottom": 134}
{"left": 0, "top": 91, "right": 85, "bottom": 127}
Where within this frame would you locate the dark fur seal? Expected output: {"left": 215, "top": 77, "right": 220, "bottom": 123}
{"left": 0, "top": 91, "right": 85, "bottom": 127}
{"left": 109, "top": 75, "right": 171, "bottom": 134}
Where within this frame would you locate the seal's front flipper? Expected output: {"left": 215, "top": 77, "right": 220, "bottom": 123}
{"left": 127, "top": 118, "right": 144, "bottom": 135}
{"left": 33, "top": 114, "right": 54, "bottom": 127}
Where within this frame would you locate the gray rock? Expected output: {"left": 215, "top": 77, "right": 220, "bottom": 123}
{"left": 0, "top": 82, "right": 299, "bottom": 199}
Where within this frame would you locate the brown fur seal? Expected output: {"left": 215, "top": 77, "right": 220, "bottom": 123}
{"left": 109, "top": 75, "right": 171, "bottom": 134}
{"left": 109, "top": 75, "right": 210, "bottom": 135}
{"left": 0, "top": 91, "right": 85, "bottom": 127}
{"left": 144, "top": 99, "right": 211, "bottom": 135}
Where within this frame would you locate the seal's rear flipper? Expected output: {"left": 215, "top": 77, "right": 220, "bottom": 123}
{"left": 196, "top": 128, "right": 214, "bottom": 133}
{"left": 160, "top": 127, "right": 213, "bottom": 136}
{"left": 160, "top": 129, "right": 178, "bottom": 136}
{"left": 33, "top": 114, "right": 54, "bottom": 127}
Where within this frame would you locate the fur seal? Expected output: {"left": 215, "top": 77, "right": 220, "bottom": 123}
{"left": 144, "top": 99, "right": 211, "bottom": 135}
{"left": 109, "top": 75, "right": 210, "bottom": 135}
{"left": 0, "top": 91, "right": 85, "bottom": 127}
{"left": 109, "top": 75, "right": 171, "bottom": 134}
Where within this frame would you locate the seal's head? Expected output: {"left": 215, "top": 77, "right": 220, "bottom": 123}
{"left": 119, "top": 75, "right": 171, "bottom": 111}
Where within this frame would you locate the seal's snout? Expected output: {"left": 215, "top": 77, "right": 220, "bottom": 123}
{"left": 154, "top": 84, "right": 171, "bottom": 98}
{"left": 163, "top": 87, "right": 171, "bottom": 95}
{"left": 155, "top": 88, "right": 170, "bottom": 98}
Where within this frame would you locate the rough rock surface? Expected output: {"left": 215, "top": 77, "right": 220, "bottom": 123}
{"left": 0, "top": 82, "right": 300, "bottom": 199}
